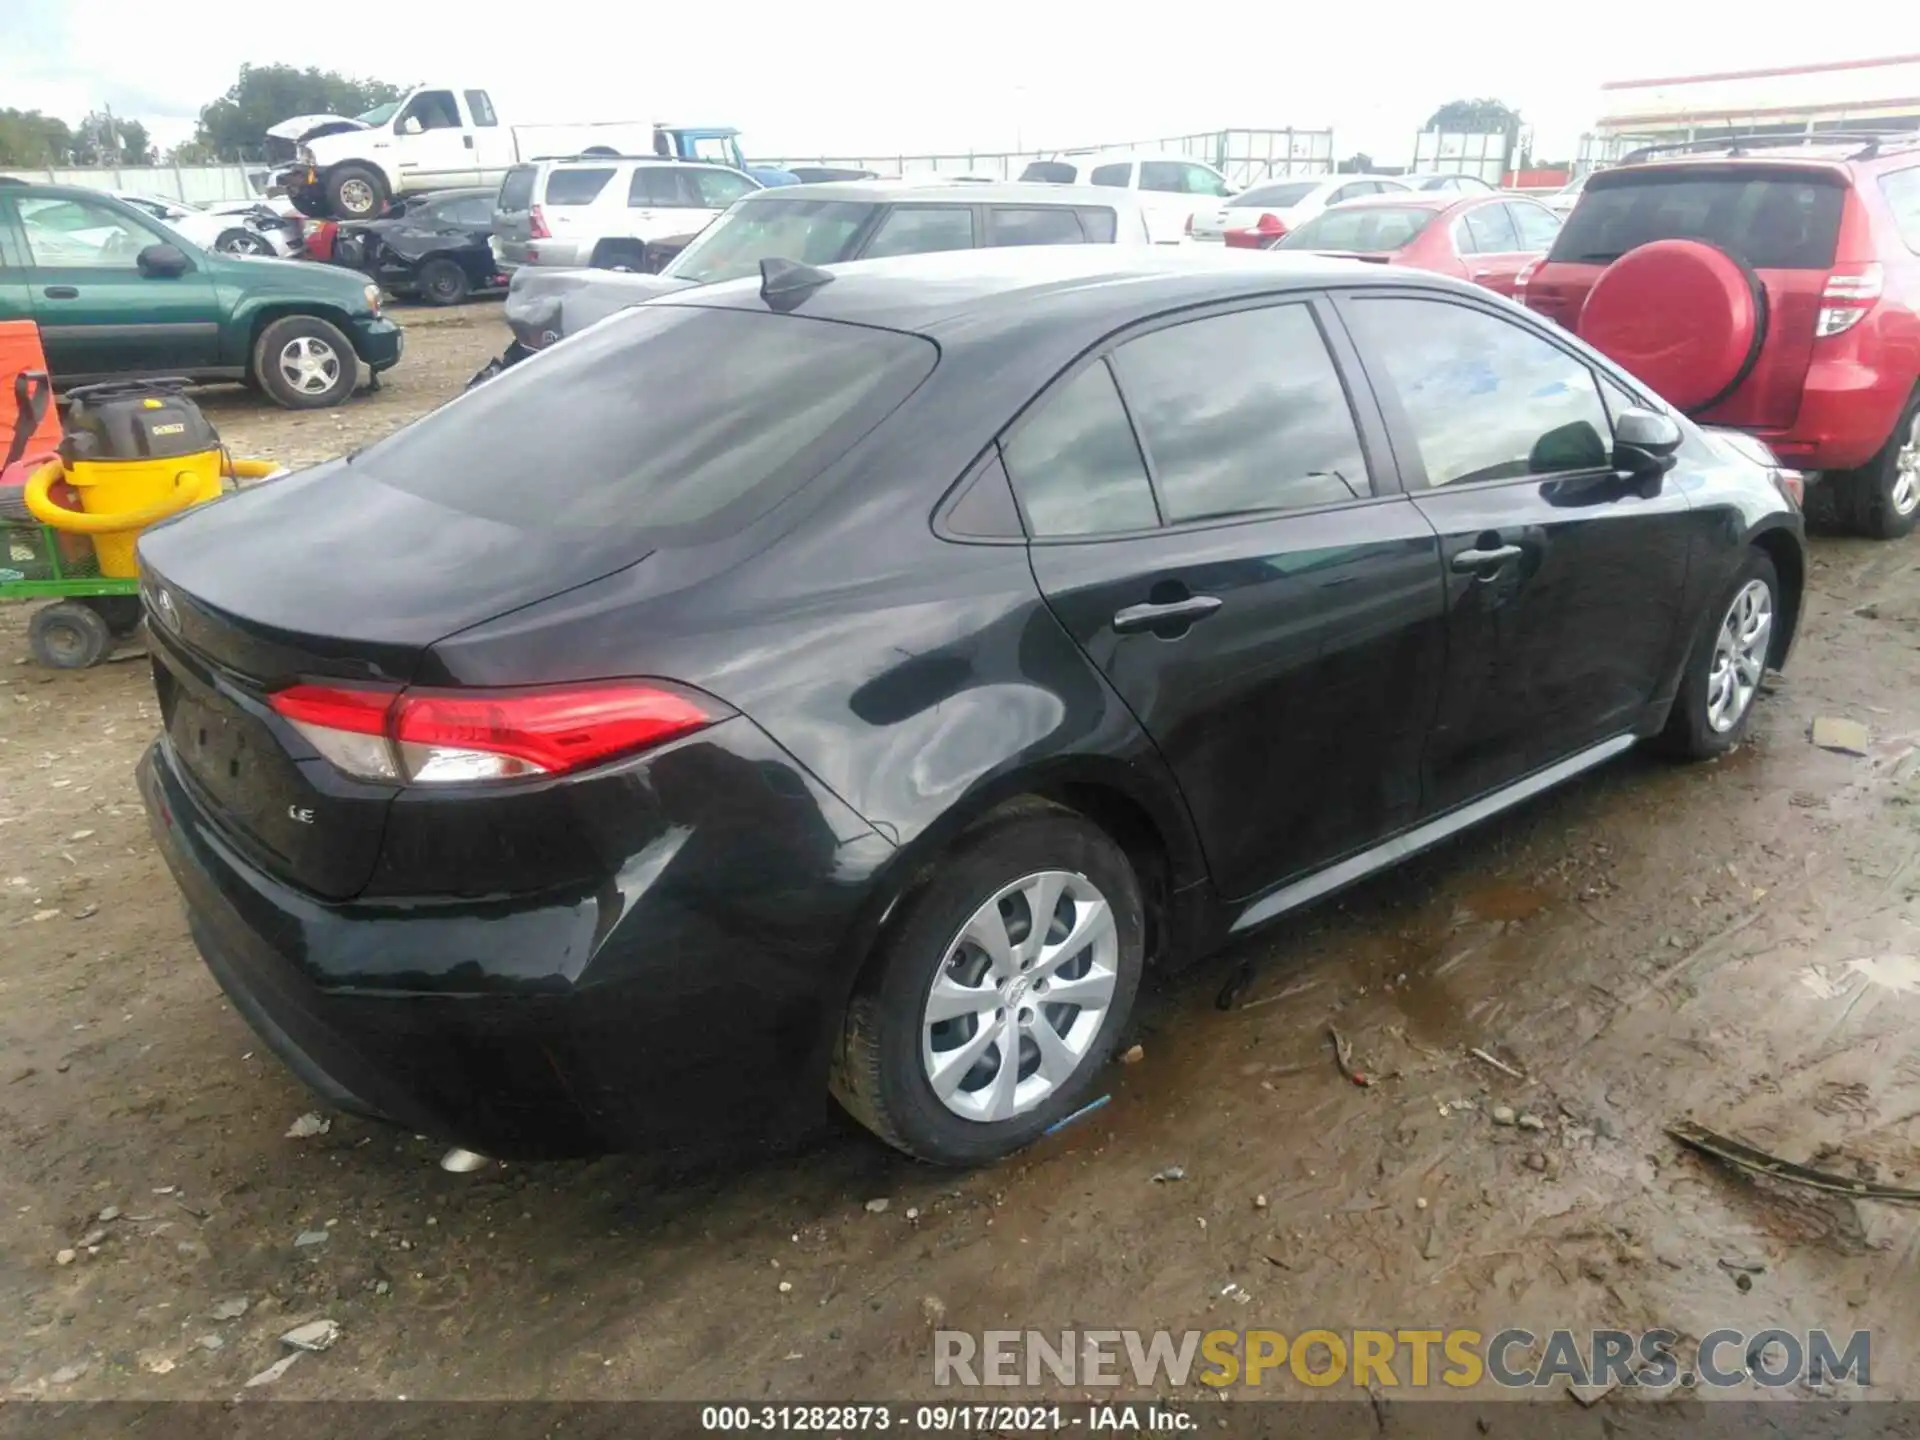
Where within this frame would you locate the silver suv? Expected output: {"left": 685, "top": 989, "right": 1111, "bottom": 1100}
{"left": 491, "top": 156, "right": 761, "bottom": 273}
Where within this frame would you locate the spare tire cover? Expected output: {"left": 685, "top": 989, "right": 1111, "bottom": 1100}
{"left": 1576, "top": 239, "right": 1765, "bottom": 415}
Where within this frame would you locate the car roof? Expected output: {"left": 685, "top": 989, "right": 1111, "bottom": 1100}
{"left": 659, "top": 243, "right": 1469, "bottom": 342}
{"left": 1322, "top": 191, "right": 1473, "bottom": 212}
{"left": 740, "top": 179, "right": 1145, "bottom": 208}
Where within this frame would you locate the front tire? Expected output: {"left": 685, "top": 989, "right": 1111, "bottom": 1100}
{"left": 252, "top": 315, "right": 358, "bottom": 410}
{"left": 214, "top": 228, "right": 272, "bottom": 256}
{"left": 325, "top": 164, "right": 387, "bottom": 221}
{"left": 832, "top": 808, "right": 1144, "bottom": 1166}
{"left": 1658, "top": 548, "right": 1780, "bottom": 760}
{"left": 416, "top": 257, "right": 470, "bottom": 306}
{"left": 1830, "top": 391, "right": 1920, "bottom": 541}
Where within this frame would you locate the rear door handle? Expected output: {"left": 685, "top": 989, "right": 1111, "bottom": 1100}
{"left": 43, "top": 286, "right": 79, "bottom": 299}
{"left": 1112, "top": 595, "right": 1223, "bottom": 633}
{"left": 1451, "top": 544, "right": 1522, "bottom": 572}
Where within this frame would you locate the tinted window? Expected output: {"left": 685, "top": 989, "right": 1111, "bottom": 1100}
{"left": 1139, "top": 161, "right": 1189, "bottom": 193}
{"left": 1508, "top": 201, "right": 1562, "bottom": 250}
{"left": 1550, "top": 169, "right": 1845, "bottom": 269}
{"left": 1021, "top": 162, "right": 1080, "bottom": 184}
{"left": 629, "top": 168, "right": 693, "bottom": 207}
{"left": 1002, "top": 362, "right": 1159, "bottom": 537}
{"left": 1278, "top": 205, "right": 1435, "bottom": 252}
{"left": 690, "top": 170, "right": 757, "bottom": 208}
{"left": 1183, "top": 164, "right": 1232, "bottom": 197}
{"left": 498, "top": 167, "right": 536, "bottom": 211}
{"left": 443, "top": 196, "right": 495, "bottom": 227}
{"left": 358, "top": 307, "right": 934, "bottom": 537}
{"left": 1236, "top": 180, "right": 1318, "bottom": 209}
{"left": 664, "top": 198, "right": 873, "bottom": 283}
{"left": 862, "top": 205, "right": 975, "bottom": 258}
{"left": 465, "top": 90, "right": 497, "bottom": 126}
{"left": 1075, "top": 206, "right": 1118, "bottom": 242}
{"left": 988, "top": 208, "right": 1086, "bottom": 246}
{"left": 401, "top": 90, "right": 460, "bottom": 130}
{"left": 1089, "top": 163, "right": 1131, "bottom": 188}
{"left": 1348, "top": 298, "right": 1611, "bottom": 486}
{"left": 1881, "top": 167, "right": 1920, "bottom": 253}
{"left": 544, "top": 167, "right": 615, "bottom": 206}
{"left": 1112, "top": 306, "right": 1370, "bottom": 522}
{"left": 1461, "top": 203, "right": 1520, "bottom": 253}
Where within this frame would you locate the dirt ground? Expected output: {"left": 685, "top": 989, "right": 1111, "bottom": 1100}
{"left": 3, "top": 298, "right": 1919, "bottom": 1411}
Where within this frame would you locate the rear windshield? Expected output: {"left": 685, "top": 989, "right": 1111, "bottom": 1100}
{"left": 1020, "top": 162, "right": 1079, "bottom": 184}
{"left": 541, "top": 167, "right": 615, "bottom": 207}
{"left": 352, "top": 306, "right": 935, "bottom": 538}
{"left": 1236, "top": 181, "right": 1318, "bottom": 209}
{"left": 664, "top": 198, "right": 876, "bottom": 284}
{"left": 1549, "top": 168, "right": 1845, "bottom": 269}
{"left": 1279, "top": 205, "right": 1436, "bottom": 252}
{"left": 498, "top": 166, "right": 536, "bottom": 212}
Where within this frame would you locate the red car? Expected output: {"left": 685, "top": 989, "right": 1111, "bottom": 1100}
{"left": 1518, "top": 133, "right": 1920, "bottom": 538}
{"left": 1272, "top": 192, "right": 1563, "bottom": 298}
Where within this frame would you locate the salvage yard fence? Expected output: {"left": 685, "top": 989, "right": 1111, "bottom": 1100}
{"left": 0, "top": 163, "right": 265, "bottom": 204}
{"left": 768, "top": 128, "right": 1339, "bottom": 187}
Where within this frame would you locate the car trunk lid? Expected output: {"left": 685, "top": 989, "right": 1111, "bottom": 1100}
{"left": 1531, "top": 162, "right": 1849, "bottom": 429}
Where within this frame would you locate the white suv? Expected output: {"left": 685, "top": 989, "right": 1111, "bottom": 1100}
{"left": 491, "top": 157, "right": 761, "bottom": 272}
{"left": 1018, "top": 151, "right": 1234, "bottom": 244}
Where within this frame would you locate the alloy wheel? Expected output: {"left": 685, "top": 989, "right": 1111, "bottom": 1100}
{"left": 220, "top": 233, "right": 272, "bottom": 255}
{"left": 1894, "top": 410, "right": 1920, "bottom": 519}
{"left": 338, "top": 178, "right": 375, "bottom": 214}
{"left": 920, "top": 870, "right": 1118, "bottom": 1124}
{"left": 1705, "top": 578, "right": 1773, "bottom": 733}
{"left": 277, "top": 336, "right": 341, "bottom": 396}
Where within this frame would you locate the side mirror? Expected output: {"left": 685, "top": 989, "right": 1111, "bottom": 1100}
{"left": 137, "top": 244, "right": 191, "bottom": 279}
{"left": 1613, "top": 406, "right": 1683, "bottom": 476}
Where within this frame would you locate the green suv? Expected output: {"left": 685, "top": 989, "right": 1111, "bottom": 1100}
{"left": 0, "top": 181, "right": 403, "bottom": 409}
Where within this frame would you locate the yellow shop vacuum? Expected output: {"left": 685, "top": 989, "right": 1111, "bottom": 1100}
{"left": 23, "top": 379, "right": 274, "bottom": 578}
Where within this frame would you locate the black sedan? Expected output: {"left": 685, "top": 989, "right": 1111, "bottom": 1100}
{"left": 335, "top": 188, "right": 506, "bottom": 305}
{"left": 134, "top": 249, "right": 1804, "bottom": 1167}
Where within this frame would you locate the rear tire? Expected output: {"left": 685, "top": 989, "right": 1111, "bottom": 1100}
{"left": 831, "top": 807, "right": 1143, "bottom": 1166}
{"left": 1657, "top": 548, "right": 1780, "bottom": 761}
{"left": 252, "top": 315, "right": 358, "bottom": 410}
{"left": 214, "top": 228, "right": 272, "bottom": 256}
{"left": 1830, "top": 391, "right": 1920, "bottom": 541}
{"left": 416, "top": 257, "right": 470, "bottom": 306}
{"left": 29, "top": 600, "right": 114, "bottom": 670}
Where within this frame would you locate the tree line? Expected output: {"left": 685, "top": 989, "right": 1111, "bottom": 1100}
{"left": 0, "top": 64, "right": 404, "bottom": 169}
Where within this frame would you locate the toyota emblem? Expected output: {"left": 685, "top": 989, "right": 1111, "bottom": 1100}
{"left": 153, "top": 587, "right": 178, "bottom": 632}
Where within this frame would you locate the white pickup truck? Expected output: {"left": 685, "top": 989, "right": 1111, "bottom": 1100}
{"left": 268, "top": 85, "right": 793, "bottom": 220}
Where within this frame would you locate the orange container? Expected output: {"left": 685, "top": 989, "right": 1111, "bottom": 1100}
{"left": 1, "top": 321, "right": 62, "bottom": 461}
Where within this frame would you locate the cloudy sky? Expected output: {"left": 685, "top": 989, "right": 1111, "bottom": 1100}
{"left": 3, "top": 0, "right": 1912, "bottom": 165}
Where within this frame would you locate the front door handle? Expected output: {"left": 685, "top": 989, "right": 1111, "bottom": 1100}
{"left": 1113, "top": 595, "right": 1223, "bottom": 633}
{"left": 43, "top": 286, "right": 79, "bottom": 300}
{"left": 1451, "top": 544, "right": 1522, "bottom": 572}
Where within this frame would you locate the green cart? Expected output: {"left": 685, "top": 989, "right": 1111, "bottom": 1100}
{"left": 0, "top": 512, "right": 144, "bottom": 669}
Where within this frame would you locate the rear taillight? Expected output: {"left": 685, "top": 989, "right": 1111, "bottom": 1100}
{"left": 269, "top": 682, "right": 715, "bottom": 785}
{"left": 1817, "top": 263, "right": 1883, "bottom": 337}
{"left": 1255, "top": 212, "right": 1288, "bottom": 237}
{"left": 529, "top": 205, "right": 552, "bottom": 240}
{"left": 1513, "top": 257, "right": 1542, "bottom": 300}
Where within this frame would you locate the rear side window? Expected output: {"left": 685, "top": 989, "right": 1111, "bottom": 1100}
{"left": 1347, "top": 297, "right": 1611, "bottom": 486}
{"left": 988, "top": 208, "right": 1086, "bottom": 247}
{"left": 1089, "top": 163, "right": 1131, "bottom": 188}
{"left": 1881, "top": 167, "right": 1920, "bottom": 253}
{"left": 1020, "top": 162, "right": 1080, "bottom": 184}
{"left": 630, "top": 168, "right": 695, "bottom": 207}
{"left": 1139, "top": 162, "right": 1187, "bottom": 194}
{"left": 465, "top": 91, "right": 498, "bottom": 126}
{"left": 1508, "top": 201, "right": 1561, "bottom": 250}
{"left": 543, "top": 167, "right": 615, "bottom": 207}
{"left": 354, "top": 307, "right": 936, "bottom": 538}
{"left": 1460, "top": 204, "right": 1520, "bottom": 253}
{"left": 444, "top": 196, "right": 495, "bottom": 227}
{"left": 1112, "top": 305, "right": 1371, "bottom": 521}
{"left": 498, "top": 167, "right": 536, "bottom": 212}
{"left": 690, "top": 170, "right": 758, "bottom": 209}
{"left": 1237, "top": 181, "right": 1318, "bottom": 209}
{"left": 1279, "top": 206, "right": 1435, "bottom": 252}
{"left": 1075, "top": 207, "right": 1118, "bottom": 242}
{"left": 1002, "top": 362, "right": 1159, "bottom": 537}
{"left": 862, "top": 205, "right": 976, "bottom": 258}
{"left": 1549, "top": 169, "right": 1845, "bottom": 269}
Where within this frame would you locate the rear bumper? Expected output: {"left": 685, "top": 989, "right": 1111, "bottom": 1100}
{"left": 1750, "top": 359, "right": 1911, "bottom": 474}
{"left": 515, "top": 238, "right": 595, "bottom": 268}
{"left": 136, "top": 719, "right": 893, "bottom": 1159}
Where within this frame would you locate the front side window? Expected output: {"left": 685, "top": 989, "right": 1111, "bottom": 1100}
{"left": 1111, "top": 305, "right": 1371, "bottom": 522}
{"left": 663, "top": 198, "right": 874, "bottom": 283}
{"left": 18, "top": 196, "right": 162, "bottom": 268}
{"left": 1235, "top": 180, "right": 1318, "bottom": 210}
{"left": 862, "top": 205, "right": 976, "bottom": 258}
{"left": 1002, "top": 362, "right": 1159, "bottom": 537}
{"left": 987, "top": 207, "right": 1086, "bottom": 247}
{"left": 1139, "top": 161, "right": 1189, "bottom": 194}
{"left": 399, "top": 90, "right": 460, "bottom": 131}
{"left": 1182, "top": 164, "right": 1232, "bottom": 197}
{"left": 1347, "top": 297, "right": 1612, "bottom": 486}
{"left": 1020, "top": 161, "right": 1080, "bottom": 184}
{"left": 689, "top": 170, "right": 757, "bottom": 209}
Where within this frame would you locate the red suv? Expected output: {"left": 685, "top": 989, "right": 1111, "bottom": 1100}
{"left": 1519, "top": 133, "right": 1920, "bottom": 537}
